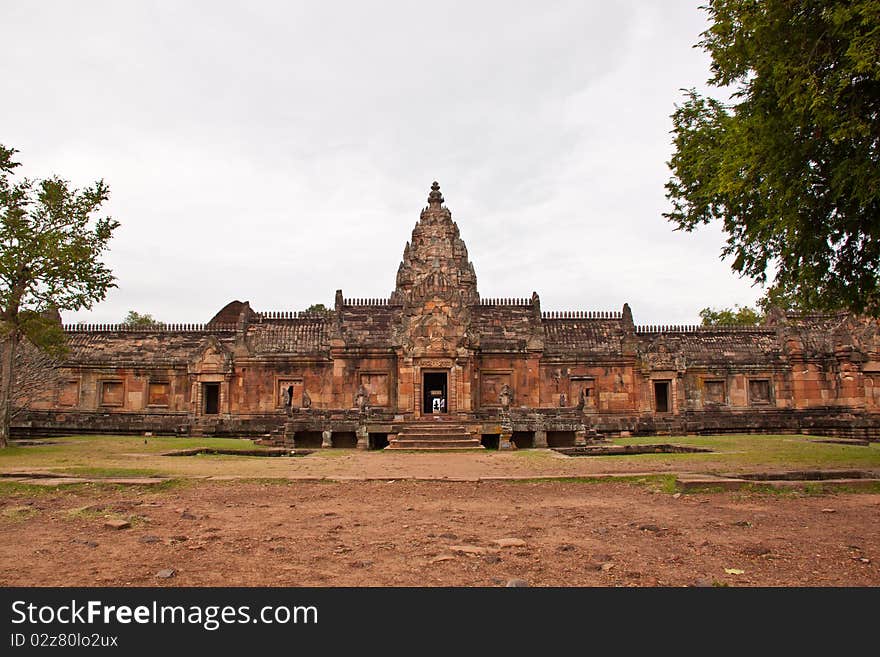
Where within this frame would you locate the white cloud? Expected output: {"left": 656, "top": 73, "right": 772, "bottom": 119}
{"left": 1, "top": 0, "right": 762, "bottom": 326}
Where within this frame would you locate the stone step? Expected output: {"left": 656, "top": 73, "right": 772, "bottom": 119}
{"left": 387, "top": 420, "right": 484, "bottom": 449}
{"left": 395, "top": 433, "right": 474, "bottom": 442}
{"left": 400, "top": 422, "right": 467, "bottom": 433}
{"left": 386, "top": 438, "right": 484, "bottom": 450}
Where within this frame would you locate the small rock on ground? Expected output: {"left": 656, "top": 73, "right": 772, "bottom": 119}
{"left": 104, "top": 520, "right": 131, "bottom": 530}
{"left": 505, "top": 579, "right": 529, "bottom": 587}
{"left": 450, "top": 545, "right": 489, "bottom": 555}
{"left": 156, "top": 569, "right": 175, "bottom": 579}
{"left": 429, "top": 555, "right": 455, "bottom": 564}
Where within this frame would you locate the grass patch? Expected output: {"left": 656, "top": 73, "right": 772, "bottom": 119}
{"left": 66, "top": 506, "right": 108, "bottom": 520}
{"left": 1, "top": 505, "right": 38, "bottom": 521}
{"left": 612, "top": 434, "right": 880, "bottom": 469}
{"left": 60, "top": 466, "right": 165, "bottom": 478}
{"left": 0, "top": 477, "right": 186, "bottom": 499}
{"left": 677, "top": 485, "right": 729, "bottom": 494}
{"left": 0, "top": 480, "right": 95, "bottom": 497}
{"left": 65, "top": 506, "right": 150, "bottom": 527}
{"left": 0, "top": 433, "right": 877, "bottom": 484}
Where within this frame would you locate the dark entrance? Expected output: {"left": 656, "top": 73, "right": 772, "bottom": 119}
{"left": 203, "top": 383, "right": 220, "bottom": 415}
{"left": 653, "top": 380, "right": 670, "bottom": 413}
{"left": 422, "top": 372, "right": 448, "bottom": 414}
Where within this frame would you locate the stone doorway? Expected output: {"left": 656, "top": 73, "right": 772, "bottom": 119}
{"left": 423, "top": 371, "right": 448, "bottom": 414}
{"left": 203, "top": 383, "right": 220, "bottom": 415}
{"left": 653, "top": 380, "right": 670, "bottom": 413}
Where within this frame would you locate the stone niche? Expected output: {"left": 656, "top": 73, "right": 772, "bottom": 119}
{"left": 703, "top": 379, "right": 726, "bottom": 405}
{"left": 58, "top": 380, "right": 80, "bottom": 407}
{"left": 277, "top": 379, "right": 304, "bottom": 408}
{"left": 148, "top": 381, "right": 171, "bottom": 407}
{"left": 480, "top": 372, "right": 511, "bottom": 407}
{"left": 359, "top": 372, "right": 389, "bottom": 407}
{"left": 99, "top": 380, "right": 124, "bottom": 407}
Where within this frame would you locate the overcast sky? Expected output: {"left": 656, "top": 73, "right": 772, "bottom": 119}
{"left": 2, "top": 1, "right": 763, "bottom": 326}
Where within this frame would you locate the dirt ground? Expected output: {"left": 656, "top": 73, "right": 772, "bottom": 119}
{"left": 1, "top": 479, "right": 878, "bottom": 587}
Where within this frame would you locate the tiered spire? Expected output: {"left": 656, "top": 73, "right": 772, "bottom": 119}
{"left": 390, "top": 182, "right": 479, "bottom": 306}
{"left": 427, "top": 180, "right": 444, "bottom": 207}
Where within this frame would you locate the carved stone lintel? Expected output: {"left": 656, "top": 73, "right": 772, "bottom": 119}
{"left": 419, "top": 358, "right": 454, "bottom": 369}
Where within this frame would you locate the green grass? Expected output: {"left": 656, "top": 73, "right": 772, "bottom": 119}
{"left": 0, "top": 477, "right": 186, "bottom": 499}
{"left": 0, "top": 434, "right": 877, "bottom": 496}
{"left": 64, "top": 505, "right": 150, "bottom": 527}
{"left": 1, "top": 505, "right": 39, "bottom": 521}
{"left": 59, "top": 466, "right": 165, "bottom": 478}
{"left": 610, "top": 433, "right": 880, "bottom": 470}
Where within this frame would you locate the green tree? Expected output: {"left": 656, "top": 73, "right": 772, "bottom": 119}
{"left": 0, "top": 145, "right": 119, "bottom": 447}
{"left": 304, "top": 303, "right": 328, "bottom": 313}
{"left": 665, "top": 1, "right": 880, "bottom": 316}
{"left": 699, "top": 305, "right": 763, "bottom": 327}
{"left": 122, "top": 310, "right": 163, "bottom": 327}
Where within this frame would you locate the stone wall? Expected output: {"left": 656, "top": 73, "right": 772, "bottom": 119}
{"left": 12, "top": 184, "right": 880, "bottom": 440}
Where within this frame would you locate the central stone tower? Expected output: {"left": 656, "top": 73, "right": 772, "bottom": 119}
{"left": 390, "top": 182, "right": 480, "bottom": 423}
{"left": 390, "top": 181, "right": 479, "bottom": 307}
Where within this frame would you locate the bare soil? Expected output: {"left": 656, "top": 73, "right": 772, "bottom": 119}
{"left": 1, "top": 480, "right": 878, "bottom": 587}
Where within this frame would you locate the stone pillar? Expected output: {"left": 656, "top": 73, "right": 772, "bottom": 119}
{"left": 356, "top": 425, "right": 369, "bottom": 450}
{"left": 498, "top": 412, "right": 516, "bottom": 450}
{"left": 534, "top": 429, "right": 548, "bottom": 448}
{"left": 282, "top": 421, "right": 297, "bottom": 448}
{"left": 575, "top": 429, "right": 587, "bottom": 446}
{"left": 321, "top": 430, "right": 333, "bottom": 448}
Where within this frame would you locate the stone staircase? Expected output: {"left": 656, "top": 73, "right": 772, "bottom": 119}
{"left": 256, "top": 419, "right": 295, "bottom": 447}
{"left": 386, "top": 420, "right": 483, "bottom": 450}
{"left": 189, "top": 418, "right": 219, "bottom": 437}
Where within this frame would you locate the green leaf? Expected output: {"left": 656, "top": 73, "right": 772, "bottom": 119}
{"left": 666, "top": 1, "right": 880, "bottom": 316}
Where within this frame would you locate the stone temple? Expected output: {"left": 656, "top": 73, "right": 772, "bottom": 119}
{"left": 16, "top": 183, "right": 880, "bottom": 447}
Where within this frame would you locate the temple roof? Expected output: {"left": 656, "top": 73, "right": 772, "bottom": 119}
{"left": 637, "top": 329, "right": 782, "bottom": 365}
{"left": 246, "top": 319, "right": 331, "bottom": 354}
{"left": 63, "top": 330, "right": 237, "bottom": 366}
{"left": 542, "top": 318, "right": 628, "bottom": 357}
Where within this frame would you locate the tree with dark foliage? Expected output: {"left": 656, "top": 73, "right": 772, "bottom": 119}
{"left": 666, "top": 1, "right": 880, "bottom": 316}
{"left": 0, "top": 145, "right": 119, "bottom": 447}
